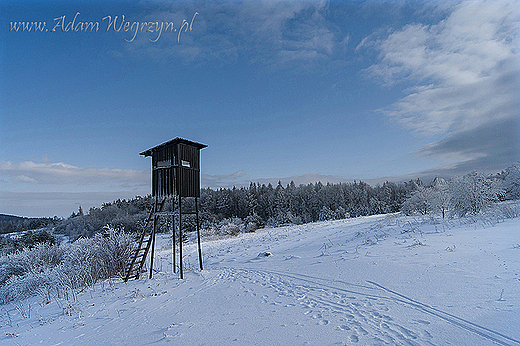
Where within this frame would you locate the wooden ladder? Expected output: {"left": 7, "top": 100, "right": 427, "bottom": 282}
{"left": 124, "top": 197, "right": 166, "bottom": 282}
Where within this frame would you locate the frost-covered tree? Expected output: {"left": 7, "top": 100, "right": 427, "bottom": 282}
{"left": 318, "top": 206, "right": 335, "bottom": 221}
{"left": 369, "top": 197, "right": 387, "bottom": 215}
{"left": 402, "top": 185, "right": 435, "bottom": 215}
{"left": 334, "top": 206, "right": 348, "bottom": 220}
{"left": 450, "top": 172, "right": 503, "bottom": 216}
{"left": 502, "top": 163, "right": 520, "bottom": 200}
{"left": 431, "top": 178, "right": 451, "bottom": 218}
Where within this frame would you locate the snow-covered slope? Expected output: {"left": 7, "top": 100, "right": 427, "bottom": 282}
{"left": 1, "top": 213, "right": 519, "bottom": 345}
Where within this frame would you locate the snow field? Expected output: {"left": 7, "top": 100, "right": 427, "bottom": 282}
{"left": 1, "top": 212, "right": 519, "bottom": 345}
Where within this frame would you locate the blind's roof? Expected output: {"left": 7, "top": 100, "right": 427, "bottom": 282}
{"left": 139, "top": 137, "right": 208, "bottom": 157}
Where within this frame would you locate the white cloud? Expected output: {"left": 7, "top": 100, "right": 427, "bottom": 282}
{"left": 364, "top": 0, "right": 519, "bottom": 174}
{"left": 122, "top": 1, "right": 349, "bottom": 71}
{"left": 367, "top": 0, "right": 519, "bottom": 135}
{"left": 0, "top": 160, "right": 151, "bottom": 217}
{"left": 0, "top": 160, "right": 149, "bottom": 188}
{"left": 240, "top": 1, "right": 349, "bottom": 70}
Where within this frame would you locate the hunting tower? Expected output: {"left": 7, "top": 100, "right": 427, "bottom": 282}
{"left": 125, "top": 138, "right": 207, "bottom": 281}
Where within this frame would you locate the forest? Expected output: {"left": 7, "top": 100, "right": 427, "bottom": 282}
{"left": 2, "top": 164, "right": 517, "bottom": 247}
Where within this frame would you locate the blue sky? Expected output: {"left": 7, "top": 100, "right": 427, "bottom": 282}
{"left": 1, "top": 0, "right": 519, "bottom": 217}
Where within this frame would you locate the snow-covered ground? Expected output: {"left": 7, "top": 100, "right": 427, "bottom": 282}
{"left": 1, "top": 212, "right": 519, "bottom": 345}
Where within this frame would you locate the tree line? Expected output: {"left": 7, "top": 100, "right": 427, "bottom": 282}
{"left": 0, "top": 216, "right": 60, "bottom": 235}
{"left": 1, "top": 164, "right": 519, "bottom": 244}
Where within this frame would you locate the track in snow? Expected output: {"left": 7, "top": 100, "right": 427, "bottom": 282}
{"left": 218, "top": 266, "right": 520, "bottom": 346}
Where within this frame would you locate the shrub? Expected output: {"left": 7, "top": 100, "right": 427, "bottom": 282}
{"left": 0, "top": 227, "right": 134, "bottom": 304}
{"left": 218, "top": 218, "right": 244, "bottom": 236}
{"left": 20, "top": 230, "right": 56, "bottom": 248}
{"left": 244, "top": 213, "right": 264, "bottom": 232}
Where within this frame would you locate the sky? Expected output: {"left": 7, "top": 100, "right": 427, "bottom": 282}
{"left": 0, "top": 0, "right": 519, "bottom": 218}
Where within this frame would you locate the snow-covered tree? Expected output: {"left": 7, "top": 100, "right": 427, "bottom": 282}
{"left": 431, "top": 178, "right": 451, "bottom": 218}
{"left": 318, "top": 206, "right": 335, "bottom": 221}
{"left": 402, "top": 185, "right": 435, "bottom": 215}
{"left": 334, "top": 206, "right": 348, "bottom": 220}
{"left": 449, "top": 172, "right": 503, "bottom": 216}
{"left": 502, "top": 163, "right": 520, "bottom": 200}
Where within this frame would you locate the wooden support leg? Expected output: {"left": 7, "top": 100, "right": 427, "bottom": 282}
{"left": 172, "top": 210, "right": 176, "bottom": 274}
{"left": 179, "top": 196, "right": 183, "bottom": 280}
{"left": 195, "top": 197, "right": 203, "bottom": 270}
{"left": 149, "top": 198, "right": 158, "bottom": 279}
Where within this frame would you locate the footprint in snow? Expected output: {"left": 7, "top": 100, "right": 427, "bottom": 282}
{"left": 337, "top": 324, "right": 351, "bottom": 331}
{"left": 284, "top": 255, "right": 301, "bottom": 260}
{"left": 249, "top": 252, "right": 273, "bottom": 262}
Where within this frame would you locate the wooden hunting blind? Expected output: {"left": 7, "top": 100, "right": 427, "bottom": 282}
{"left": 139, "top": 138, "right": 207, "bottom": 197}
{"left": 125, "top": 138, "right": 207, "bottom": 282}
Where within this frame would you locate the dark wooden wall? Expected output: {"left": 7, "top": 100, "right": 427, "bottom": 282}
{"left": 150, "top": 142, "right": 201, "bottom": 197}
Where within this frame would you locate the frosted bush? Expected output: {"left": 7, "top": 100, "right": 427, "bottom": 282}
{"left": 334, "top": 207, "right": 349, "bottom": 220}
{"left": 0, "top": 270, "right": 54, "bottom": 304}
{"left": 402, "top": 186, "right": 435, "bottom": 216}
{"left": 60, "top": 238, "right": 98, "bottom": 289}
{"left": 498, "top": 201, "right": 520, "bottom": 218}
{"left": 266, "top": 211, "right": 303, "bottom": 227}
{"left": 92, "top": 229, "right": 135, "bottom": 278}
{"left": 481, "top": 201, "right": 520, "bottom": 223}
{"left": 217, "top": 218, "right": 244, "bottom": 236}
{"left": 244, "top": 213, "right": 264, "bottom": 232}
{"left": 0, "top": 243, "right": 64, "bottom": 287}
{"left": 502, "top": 163, "right": 520, "bottom": 199}
{"left": 200, "top": 218, "right": 249, "bottom": 237}
{"left": 0, "top": 256, "right": 25, "bottom": 287}
{"left": 0, "top": 227, "right": 134, "bottom": 304}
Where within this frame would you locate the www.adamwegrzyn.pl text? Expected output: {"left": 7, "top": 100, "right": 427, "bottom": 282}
{"left": 9, "top": 12, "right": 198, "bottom": 43}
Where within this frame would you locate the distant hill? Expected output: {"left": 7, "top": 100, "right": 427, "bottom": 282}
{"left": 0, "top": 214, "right": 59, "bottom": 235}
{"left": 0, "top": 214, "right": 27, "bottom": 223}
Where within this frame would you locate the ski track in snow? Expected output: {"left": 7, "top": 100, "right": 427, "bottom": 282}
{"left": 212, "top": 266, "right": 520, "bottom": 346}
{"left": 220, "top": 266, "right": 429, "bottom": 345}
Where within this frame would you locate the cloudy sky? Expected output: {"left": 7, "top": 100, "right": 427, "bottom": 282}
{"left": 1, "top": 0, "right": 518, "bottom": 217}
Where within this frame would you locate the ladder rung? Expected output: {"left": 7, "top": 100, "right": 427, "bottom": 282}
{"left": 154, "top": 212, "right": 175, "bottom": 216}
